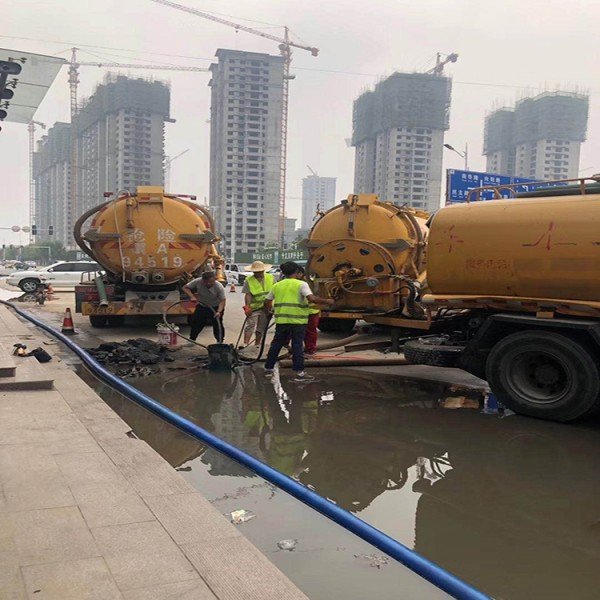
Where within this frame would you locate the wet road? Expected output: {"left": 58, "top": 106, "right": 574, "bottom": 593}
{"left": 81, "top": 362, "right": 600, "bottom": 600}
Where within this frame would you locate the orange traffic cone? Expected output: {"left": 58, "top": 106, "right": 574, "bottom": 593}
{"left": 61, "top": 308, "right": 77, "bottom": 335}
{"left": 229, "top": 282, "right": 236, "bottom": 293}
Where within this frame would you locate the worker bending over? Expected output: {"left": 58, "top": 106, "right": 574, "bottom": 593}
{"left": 183, "top": 271, "right": 226, "bottom": 343}
{"left": 264, "top": 261, "right": 334, "bottom": 382}
{"left": 241, "top": 260, "right": 274, "bottom": 349}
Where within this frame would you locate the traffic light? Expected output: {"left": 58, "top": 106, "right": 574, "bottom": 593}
{"left": 31, "top": 224, "right": 37, "bottom": 236}
{"left": 48, "top": 225, "right": 53, "bottom": 236}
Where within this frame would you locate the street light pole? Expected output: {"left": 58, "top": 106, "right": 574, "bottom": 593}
{"left": 444, "top": 143, "right": 469, "bottom": 171}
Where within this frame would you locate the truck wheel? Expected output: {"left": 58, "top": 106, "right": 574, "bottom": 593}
{"left": 89, "top": 315, "right": 108, "bottom": 328}
{"left": 318, "top": 317, "right": 356, "bottom": 334}
{"left": 403, "top": 336, "right": 464, "bottom": 368}
{"left": 19, "top": 278, "right": 40, "bottom": 293}
{"left": 486, "top": 330, "right": 600, "bottom": 422}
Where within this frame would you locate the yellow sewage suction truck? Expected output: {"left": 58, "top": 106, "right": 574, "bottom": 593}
{"left": 307, "top": 180, "right": 600, "bottom": 422}
{"left": 74, "top": 186, "right": 223, "bottom": 327}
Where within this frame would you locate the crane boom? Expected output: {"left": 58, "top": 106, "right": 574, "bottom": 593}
{"left": 78, "top": 61, "right": 209, "bottom": 72}
{"left": 149, "top": 0, "right": 319, "bottom": 55}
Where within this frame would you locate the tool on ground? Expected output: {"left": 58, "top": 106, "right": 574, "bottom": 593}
{"left": 60, "top": 308, "right": 77, "bottom": 335}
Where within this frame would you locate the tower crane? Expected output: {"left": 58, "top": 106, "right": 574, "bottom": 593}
{"left": 65, "top": 48, "right": 210, "bottom": 235}
{"left": 28, "top": 120, "right": 46, "bottom": 242}
{"left": 426, "top": 52, "right": 459, "bottom": 76}
{"left": 149, "top": 0, "right": 319, "bottom": 246}
{"left": 306, "top": 165, "right": 319, "bottom": 177}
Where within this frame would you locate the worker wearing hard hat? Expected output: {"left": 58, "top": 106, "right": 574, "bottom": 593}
{"left": 241, "top": 260, "right": 274, "bottom": 349}
{"left": 264, "top": 261, "right": 334, "bottom": 382}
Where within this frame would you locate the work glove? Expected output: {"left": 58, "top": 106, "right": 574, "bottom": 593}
{"left": 243, "top": 305, "right": 253, "bottom": 317}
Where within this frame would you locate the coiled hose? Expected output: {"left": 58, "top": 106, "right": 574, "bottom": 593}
{"left": 0, "top": 300, "right": 489, "bottom": 600}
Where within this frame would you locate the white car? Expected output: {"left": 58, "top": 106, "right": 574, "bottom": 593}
{"left": 7, "top": 261, "right": 101, "bottom": 292}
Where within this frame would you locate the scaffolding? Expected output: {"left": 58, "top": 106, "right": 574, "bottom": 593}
{"left": 352, "top": 72, "right": 451, "bottom": 146}
{"left": 75, "top": 75, "right": 170, "bottom": 134}
{"left": 485, "top": 91, "right": 589, "bottom": 152}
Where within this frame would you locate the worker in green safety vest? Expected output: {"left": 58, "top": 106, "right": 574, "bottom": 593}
{"left": 241, "top": 260, "right": 274, "bottom": 349}
{"left": 264, "top": 261, "right": 334, "bottom": 382}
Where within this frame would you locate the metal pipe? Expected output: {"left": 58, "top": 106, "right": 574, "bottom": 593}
{"left": 0, "top": 301, "right": 489, "bottom": 600}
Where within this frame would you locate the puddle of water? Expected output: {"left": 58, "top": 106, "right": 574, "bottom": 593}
{"left": 81, "top": 364, "right": 600, "bottom": 600}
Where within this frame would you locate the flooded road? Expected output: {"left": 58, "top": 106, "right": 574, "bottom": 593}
{"left": 83, "top": 364, "right": 600, "bottom": 599}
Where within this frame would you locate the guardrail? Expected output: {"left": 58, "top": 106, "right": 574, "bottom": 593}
{"left": 1, "top": 300, "right": 489, "bottom": 600}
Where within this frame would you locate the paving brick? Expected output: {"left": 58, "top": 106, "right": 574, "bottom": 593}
{"left": 79, "top": 491, "right": 154, "bottom": 529}
{"left": 100, "top": 439, "right": 195, "bottom": 498}
{"left": 145, "top": 493, "right": 241, "bottom": 545}
{"left": 122, "top": 579, "right": 216, "bottom": 600}
{"left": 92, "top": 522, "right": 199, "bottom": 592}
{"left": 0, "top": 390, "right": 71, "bottom": 415}
{"left": 0, "top": 513, "right": 26, "bottom": 599}
{"left": 0, "top": 444, "right": 76, "bottom": 511}
{"left": 182, "top": 537, "right": 309, "bottom": 600}
{"left": 22, "top": 557, "right": 122, "bottom": 600}
{"left": 9, "top": 506, "right": 100, "bottom": 566}
{"left": 55, "top": 451, "right": 129, "bottom": 487}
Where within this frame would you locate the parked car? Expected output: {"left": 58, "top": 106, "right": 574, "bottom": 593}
{"left": 0, "top": 261, "right": 30, "bottom": 276}
{"left": 224, "top": 262, "right": 247, "bottom": 285}
{"left": 7, "top": 261, "right": 101, "bottom": 292}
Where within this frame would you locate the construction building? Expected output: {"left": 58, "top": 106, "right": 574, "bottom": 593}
{"left": 32, "top": 123, "right": 71, "bottom": 247}
{"left": 484, "top": 91, "right": 589, "bottom": 180}
{"left": 301, "top": 175, "right": 336, "bottom": 230}
{"left": 73, "top": 74, "right": 170, "bottom": 246}
{"left": 208, "top": 49, "right": 284, "bottom": 255}
{"left": 352, "top": 72, "right": 452, "bottom": 213}
{"left": 283, "top": 217, "right": 297, "bottom": 247}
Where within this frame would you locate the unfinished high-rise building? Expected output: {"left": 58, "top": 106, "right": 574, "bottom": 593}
{"left": 71, "top": 74, "right": 170, "bottom": 246}
{"left": 32, "top": 122, "right": 71, "bottom": 247}
{"left": 301, "top": 175, "right": 336, "bottom": 230}
{"left": 209, "top": 49, "right": 284, "bottom": 255}
{"left": 484, "top": 91, "right": 589, "bottom": 180}
{"left": 352, "top": 72, "right": 452, "bottom": 212}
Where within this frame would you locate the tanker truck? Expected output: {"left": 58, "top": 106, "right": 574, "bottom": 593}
{"left": 74, "top": 186, "right": 223, "bottom": 327}
{"left": 308, "top": 182, "right": 600, "bottom": 422}
{"left": 306, "top": 193, "right": 430, "bottom": 333}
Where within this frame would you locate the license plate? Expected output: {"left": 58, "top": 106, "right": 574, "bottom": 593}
{"left": 91, "top": 305, "right": 115, "bottom": 315}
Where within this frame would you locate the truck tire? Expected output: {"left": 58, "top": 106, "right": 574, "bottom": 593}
{"left": 19, "top": 278, "right": 40, "bottom": 293}
{"left": 403, "top": 336, "right": 463, "bottom": 368}
{"left": 318, "top": 317, "right": 356, "bottom": 334}
{"left": 485, "top": 330, "right": 600, "bottom": 422}
{"left": 89, "top": 315, "right": 108, "bottom": 328}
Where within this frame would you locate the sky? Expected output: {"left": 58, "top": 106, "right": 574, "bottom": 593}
{"left": 2, "top": 0, "right": 600, "bottom": 245}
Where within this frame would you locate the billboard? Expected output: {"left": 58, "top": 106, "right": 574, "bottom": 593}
{"left": 446, "top": 169, "right": 538, "bottom": 204}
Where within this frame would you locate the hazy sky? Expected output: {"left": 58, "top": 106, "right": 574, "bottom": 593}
{"left": 3, "top": 0, "right": 599, "bottom": 245}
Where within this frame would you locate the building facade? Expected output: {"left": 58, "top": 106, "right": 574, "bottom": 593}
{"left": 72, "top": 75, "right": 170, "bottom": 247}
{"left": 208, "top": 49, "right": 284, "bottom": 256}
{"left": 301, "top": 175, "right": 336, "bottom": 230}
{"left": 32, "top": 122, "right": 71, "bottom": 247}
{"left": 352, "top": 72, "right": 452, "bottom": 213}
{"left": 484, "top": 91, "right": 589, "bottom": 180}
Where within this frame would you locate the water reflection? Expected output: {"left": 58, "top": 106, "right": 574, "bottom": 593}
{"left": 87, "top": 364, "right": 600, "bottom": 599}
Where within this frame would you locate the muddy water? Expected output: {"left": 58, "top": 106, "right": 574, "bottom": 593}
{"left": 84, "top": 364, "right": 600, "bottom": 599}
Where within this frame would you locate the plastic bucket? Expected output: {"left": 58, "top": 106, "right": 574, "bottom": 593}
{"left": 157, "top": 323, "right": 179, "bottom": 347}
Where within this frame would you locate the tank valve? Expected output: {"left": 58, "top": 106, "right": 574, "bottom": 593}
{"left": 366, "top": 277, "right": 379, "bottom": 288}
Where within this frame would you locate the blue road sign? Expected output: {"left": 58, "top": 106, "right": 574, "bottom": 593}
{"left": 446, "top": 169, "right": 538, "bottom": 204}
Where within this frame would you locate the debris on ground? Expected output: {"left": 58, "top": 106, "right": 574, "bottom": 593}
{"left": 90, "top": 338, "right": 176, "bottom": 364}
{"left": 277, "top": 539, "right": 298, "bottom": 551}
{"left": 353, "top": 553, "right": 390, "bottom": 569}
{"left": 230, "top": 509, "right": 256, "bottom": 524}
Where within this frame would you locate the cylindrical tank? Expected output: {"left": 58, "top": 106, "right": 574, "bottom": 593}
{"left": 75, "top": 186, "right": 220, "bottom": 286}
{"left": 306, "top": 194, "right": 428, "bottom": 312}
{"left": 427, "top": 193, "right": 600, "bottom": 300}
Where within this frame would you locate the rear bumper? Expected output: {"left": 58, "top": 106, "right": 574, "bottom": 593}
{"left": 81, "top": 300, "right": 196, "bottom": 316}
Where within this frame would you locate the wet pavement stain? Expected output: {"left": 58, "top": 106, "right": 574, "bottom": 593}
{"left": 80, "top": 363, "right": 600, "bottom": 600}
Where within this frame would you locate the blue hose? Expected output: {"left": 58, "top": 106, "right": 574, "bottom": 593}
{"left": 3, "top": 301, "right": 489, "bottom": 600}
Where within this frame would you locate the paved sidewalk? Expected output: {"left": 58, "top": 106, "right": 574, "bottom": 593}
{"left": 0, "top": 304, "right": 308, "bottom": 600}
